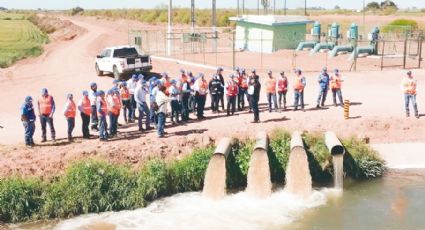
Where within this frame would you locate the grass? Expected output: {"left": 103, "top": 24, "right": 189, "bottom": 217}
{"left": 0, "top": 130, "right": 385, "bottom": 223}
{"left": 382, "top": 18, "right": 419, "bottom": 33}
{"left": 0, "top": 14, "right": 48, "bottom": 68}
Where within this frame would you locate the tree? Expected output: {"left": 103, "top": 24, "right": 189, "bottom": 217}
{"left": 70, "top": 6, "right": 84, "bottom": 16}
{"left": 261, "top": 0, "right": 269, "bottom": 11}
{"left": 366, "top": 2, "right": 380, "bottom": 10}
{"left": 334, "top": 5, "right": 341, "bottom": 10}
{"left": 0, "top": 7, "right": 8, "bottom": 11}
{"left": 380, "top": 0, "right": 398, "bottom": 9}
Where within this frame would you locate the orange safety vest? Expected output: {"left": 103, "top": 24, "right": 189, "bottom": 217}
{"left": 330, "top": 75, "right": 342, "bottom": 89}
{"left": 277, "top": 78, "right": 288, "bottom": 92}
{"left": 97, "top": 97, "right": 107, "bottom": 117}
{"left": 65, "top": 101, "right": 76, "bottom": 118}
{"left": 266, "top": 78, "right": 277, "bottom": 93}
{"left": 38, "top": 95, "right": 53, "bottom": 115}
{"left": 403, "top": 78, "right": 417, "bottom": 95}
{"left": 197, "top": 79, "right": 208, "bottom": 95}
{"left": 120, "top": 88, "right": 130, "bottom": 100}
{"left": 164, "top": 80, "right": 172, "bottom": 96}
{"left": 80, "top": 97, "right": 91, "bottom": 116}
{"left": 294, "top": 76, "right": 304, "bottom": 91}
{"left": 241, "top": 75, "right": 249, "bottom": 88}
{"left": 113, "top": 95, "right": 122, "bottom": 115}
{"left": 226, "top": 83, "right": 238, "bottom": 96}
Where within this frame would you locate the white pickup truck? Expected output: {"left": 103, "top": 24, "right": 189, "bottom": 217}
{"left": 95, "top": 46, "right": 152, "bottom": 80}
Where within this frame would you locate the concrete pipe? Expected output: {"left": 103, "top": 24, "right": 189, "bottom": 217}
{"left": 290, "top": 131, "right": 304, "bottom": 151}
{"left": 254, "top": 131, "right": 268, "bottom": 151}
{"left": 213, "top": 137, "right": 232, "bottom": 158}
{"left": 325, "top": 131, "right": 345, "bottom": 155}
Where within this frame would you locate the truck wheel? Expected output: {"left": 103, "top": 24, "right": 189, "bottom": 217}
{"left": 113, "top": 66, "right": 121, "bottom": 80}
{"left": 95, "top": 63, "right": 103, "bottom": 76}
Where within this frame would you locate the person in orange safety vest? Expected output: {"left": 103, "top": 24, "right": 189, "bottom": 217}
{"left": 226, "top": 74, "right": 239, "bottom": 116}
{"left": 37, "top": 88, "right": 56, "bottom": 142}
{"left": 277, "top": 71, "right": 289, "bottom": 110}
{"left": 266, "top": 70, "right": 278, "bottom": 112}
{"left": 96, "top": 90, "right": 108, "bottom": 141}
{"left": 401, "top": 70, "right": 419, "bottom": 118}
{"left": 78, "top": 90, "right": 91, "bottom": 139}
{"left": 329, "top": 68, "right": 344, "bottom": 107}
{"left": 63, "top": 93, "right": 76, "bottom": 141}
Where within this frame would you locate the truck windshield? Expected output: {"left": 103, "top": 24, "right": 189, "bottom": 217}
{"left": 113, "top": 48, "right": 139, "bottom": 57}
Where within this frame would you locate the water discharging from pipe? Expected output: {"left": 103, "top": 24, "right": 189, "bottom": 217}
{"left": 202, "top": 154, "right": 226, "bottom": 199}
{"left": 285, "top": 147, "right": 312, "bottom": 198}
{"left": 332, "top": 154, "right": 344, "bottom": 189}
{"left": 246, "top": 149, "right": 272, "bottom": 198}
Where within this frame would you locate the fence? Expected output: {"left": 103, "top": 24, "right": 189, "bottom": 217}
{"left": 128, "top": 27, "right": 424, "bottom": 73}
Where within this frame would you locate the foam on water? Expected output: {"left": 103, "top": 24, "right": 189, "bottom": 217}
{"left": 54, "top": 190, "right": 328, "bottom": 230}
{"left": 246, "top": 149, "right": 272, "bottom": 198}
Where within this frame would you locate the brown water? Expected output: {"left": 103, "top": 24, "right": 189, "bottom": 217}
{"left": 332, "top": 155, "right": 344, "bottom": 189}
{"left": 202, "top": 154, "right": 226, "bottom": 199}
{"left": 284, "top": 147, "right": 312, "bottom": 198}
{"left": 246, "top": 149, "right": 272, "bottom": 198}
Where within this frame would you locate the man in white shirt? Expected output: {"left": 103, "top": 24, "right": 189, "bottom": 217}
{"left": 401, "top": 71, "right": 419, "bottom": 118}
{"left": 126, "top": 74, "right": 139, "bottom": 122}
{"left": 89, "top": 82, "right": 98, "bottom": 131}
{"left": 155, "top": 85, "right": 170, "bottom": 138}
{"left": 134, "top": 79, "right": 151, "bottom": 131}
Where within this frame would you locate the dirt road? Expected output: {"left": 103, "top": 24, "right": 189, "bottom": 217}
{"left": 0, "top": 16, "right": 424, "bottom": 177}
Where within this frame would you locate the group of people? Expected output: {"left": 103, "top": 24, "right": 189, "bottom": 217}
{"left": 20, "top": 67, "right": 419, "bottom": 147}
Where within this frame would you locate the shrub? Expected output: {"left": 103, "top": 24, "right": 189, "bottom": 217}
{"left": 0, "top": 177, "right": 44, "bottom": 222}
{"left": 382, "top": 19, "right": 418, "bottom": 33}
{"left": 70, "top": 7, "right": 84, "bottom": 16}
{"left": 303, "top": 133, "right": 333, "bottom": 182}
{"left": 342, "top": 138, "right": 386, "bottom": 179}
{"left": 268, "top": 130, "right": 291, "bottom": 182}
{"left": 42, "top": 160, "right": 140, "bottom": 218}
{"left": 134, "top": 159, "right": 168, "bottom": 201}
{"left": 167, "top": 146, "right": 214, "bottom": 193}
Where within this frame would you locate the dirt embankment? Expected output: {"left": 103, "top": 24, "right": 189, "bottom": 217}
{"left": 0, "top": 15, "right": 424, "bottom": 178}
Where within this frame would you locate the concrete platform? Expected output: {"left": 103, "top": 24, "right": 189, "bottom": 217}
{"left": 372, "top": 143, "right": 425, "bottom": 169}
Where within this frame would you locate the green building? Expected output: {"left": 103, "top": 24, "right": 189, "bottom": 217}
{"left": 230, "top": 16, "right": 313, "bottom": 53}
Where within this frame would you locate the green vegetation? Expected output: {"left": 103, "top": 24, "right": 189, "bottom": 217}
{"left": 0, "top": 13, "right": 48, "bottom": 68}
{"left": 0, "top": 130, "right": 385, "bottom": 223}
{"left": 382, "top": 19, "right": 419, "bottom": 33}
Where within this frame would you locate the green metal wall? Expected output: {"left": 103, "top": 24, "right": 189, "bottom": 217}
{"left": 273, "top": 24, "right": 307, "bottom": 50}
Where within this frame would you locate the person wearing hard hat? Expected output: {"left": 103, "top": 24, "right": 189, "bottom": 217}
{"left": 126, "top": 74, "right": 139, "bottom": 122}
{"left": 37, "top": 88, "right": 56, "bottom": 142}
{"left": 107, "top": 89, "right": 121, "bottom": 137}
{"left": 293, "top": 69, "right": 306, "bottom": 111}
{"left": 209, "top": 74, "right": 223, "bottom": 113}
{"left": 78, "top": 90, "right": 91, "bottom": 139}
{"left": 21, "top": 96, "right": 36, "bottom": 146}
{"left": 168, "top": 79, "right": 181, "bottom": 123}
{"left": 186, "top": 71, "right": 197, "bottom": 115}
{"left": 248, "top": 69, "right": 259, "bottom": 113}
{"left": 150, "top": 78, "right": 162, "bottom": 126}
{"left": 277, "top": 71, "right": 289, "bottom": 110}
{"left": 63, "top": 93, "right": 76, "bottom": 142}
{"left": 330, "top": 68, "right": 344, "bottom": 107}
{"left": 112, "top": 79, "right": 120, "bottom": 90}
{"left": 134, "top": 79, "right": 151, "bottom": 132}
{"left": 225, "top": 74, "right": 239, "bottom": 116}
{"left": 237, "top": 68, "right": 249, "bottom": 111}
{"left": 193, "top": 73, "right": 208, "bottom": 119}
{"left": 155, "top": 85, "right": 171, "bottom": 138}
{"left": 161, "top": 72, "right": 172, "bottom": 96}
{"left": 89, "top": 82, "right": 99, "bottom": 132}
{"left": 316, "top": 67, "right": 330, "bottom": 108}
{"left": 96, "top": 90, "right": 108, "bottom": 141}
{"left": 217, "top": 67, "right": 226, "bottom": 111}
{"left": 181, "top": 72, "right": 192, "bottom": 122}
{"left": 248, "top": 73, "right": 261, "bottom": 123}
{"left": 401, "top": 71, "right": 419, "bottom": 118}
{"left": 266, "top": 70, "right": 278, "bottom": 113}
{"left": 120, "top": 82, "right": 132, "bottom": 124}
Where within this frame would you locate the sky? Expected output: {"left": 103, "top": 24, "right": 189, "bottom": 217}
{"left": 1, "top": 0, "right": 425, "bottom": 10}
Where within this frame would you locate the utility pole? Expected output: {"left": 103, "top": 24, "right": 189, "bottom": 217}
{"left": 284, "top": 0, "right": 287, "bottom": 15}
{"left": 257, "top": 0, "right": 260, "bottom": 15}
{"left": 304, "top": 0, "right": 307, "bottom": 16}
{"left": 191, "top": 0, "right": 195, "bottom": 34}
{"left": 273, "top": 0, "right": 276, "bottom": 15}
{"left": 212, "top": 0, "right": 217, "bottom": 53}
{"left": 237, "top": 0, "right": 240, "bottom": 16}
{"left": 167, "top": 0, "right": 172, "bottom": 56}
{"left": 363, "top": 0, "right": 366, "bottom": 38}
{"left": 242, "top": 0, "right": 245, "bottom": 14}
